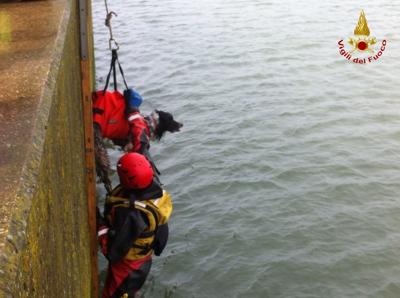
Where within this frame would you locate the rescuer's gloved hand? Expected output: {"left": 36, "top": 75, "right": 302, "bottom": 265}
{"left": 97, "top": 226, "right": 109, "bottom": 256}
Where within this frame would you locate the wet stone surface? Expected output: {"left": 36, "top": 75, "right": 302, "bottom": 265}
{"left": 0, "top": 0, "right": 69, "bottom": 294}
{"left": 0, "top": 0, "right": 65, "bottom": 251}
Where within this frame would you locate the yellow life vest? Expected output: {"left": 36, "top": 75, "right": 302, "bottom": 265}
{"left": 106, "top": 186, "right": 173, "bottom": 261}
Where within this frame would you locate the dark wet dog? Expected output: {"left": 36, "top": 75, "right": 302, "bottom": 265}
{"left": 154, "top": 110, "right": 183, "bottom": 140}
{"left": 94, "top": 110, "right": 182, "bottom": 193}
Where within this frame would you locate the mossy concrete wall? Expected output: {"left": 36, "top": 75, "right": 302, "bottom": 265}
{"left": 0, "top": 0, "right": 94, "bottom": 297}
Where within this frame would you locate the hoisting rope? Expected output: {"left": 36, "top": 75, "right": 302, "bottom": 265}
{"left": 99, "top": 0, "right": 130, "bottom": 195}
{"left": 102, "top": 0, "right": 155, "bottom": 111}
{"left": 104, "top": 0, "right": 119, "bottom": 51}
{"left": 103, "top": 0, "right": 128, "bottom": 93}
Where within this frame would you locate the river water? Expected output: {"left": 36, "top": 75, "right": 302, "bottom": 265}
{"left": 92, "top": 0, "right": 400, "bottom": 297}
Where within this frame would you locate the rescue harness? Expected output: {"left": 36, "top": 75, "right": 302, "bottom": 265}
{"left": 105, "top": 185, "right": 173, "bottom": 261}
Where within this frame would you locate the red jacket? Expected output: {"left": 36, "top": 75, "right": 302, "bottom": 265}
{"left": 127, "top": 111, "right": 150, "bottom": 154}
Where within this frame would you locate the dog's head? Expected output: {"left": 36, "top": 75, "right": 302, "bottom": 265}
{"left": 152, "top": 110, "right": 183, "bottom": 140}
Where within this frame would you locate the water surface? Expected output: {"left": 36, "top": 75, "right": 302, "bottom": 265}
{"left": 92, "top": 1, "right": 400, "bottom": 297}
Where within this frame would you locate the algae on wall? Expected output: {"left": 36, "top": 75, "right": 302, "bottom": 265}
{"left": 0, "top": 1, "right": 93, "bottom": 297}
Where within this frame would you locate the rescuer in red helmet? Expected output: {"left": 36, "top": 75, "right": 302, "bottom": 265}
{"left": 98, "top": 152, "right": 173, "bottom": 298}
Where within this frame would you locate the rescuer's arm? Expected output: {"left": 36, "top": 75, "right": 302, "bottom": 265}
{"left": 107, "top": 208, "right": 147, "bottom": 264}
{"left": 153, "top": 223, "right": 169, "bottom": 256}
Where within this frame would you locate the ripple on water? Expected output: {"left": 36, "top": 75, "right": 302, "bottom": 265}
{"left": 92, "top": 0, "right": 400, "bottom": 296}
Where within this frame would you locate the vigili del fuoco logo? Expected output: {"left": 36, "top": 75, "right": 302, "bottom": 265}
{"left": 338, "top": 10, "right": 387, "bottom": 64}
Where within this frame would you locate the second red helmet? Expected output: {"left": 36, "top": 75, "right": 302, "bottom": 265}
{"left": 117, "top": 153, "right": 153, "bottom": 189}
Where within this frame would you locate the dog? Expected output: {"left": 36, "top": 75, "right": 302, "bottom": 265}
{"left": 153, "top": 110, "right": 183, "bottom": 140}
{"left": 94, "top": 109, "right": 182, "bottom": 193}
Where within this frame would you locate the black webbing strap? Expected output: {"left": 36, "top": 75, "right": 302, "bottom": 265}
{"left": 139, "top": 230, "right": 155, "bottom": 238}
{"left": 102, "top": 49, "right": 129, "bottom": 94}
{"left": 116, "top": 55, "right": 129, "bottom": 91}
{"left": 113, "top": 53, "right": 117, "bottom": 91}
{"left": 103, "top": 50, "right": 117, "bottom": 93}
{"left": 131, "top": 243, "right": 151, "bottom": 255}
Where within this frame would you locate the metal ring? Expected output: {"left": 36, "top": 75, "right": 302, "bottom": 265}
{"left": 109, "top": 38, "right": 120, "bottom": 51}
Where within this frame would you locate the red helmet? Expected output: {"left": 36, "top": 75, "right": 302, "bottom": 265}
{"left": 117, "top": 153, "right": 153, "bottom": 189}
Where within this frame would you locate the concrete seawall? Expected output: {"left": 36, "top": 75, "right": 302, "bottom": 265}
{"left": 0, "top": 0, "right": 95, "bottom": 296}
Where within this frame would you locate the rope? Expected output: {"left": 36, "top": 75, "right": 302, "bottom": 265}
{"left": 104, "top": 0, "right": 119, "bottom": 50}
{"left": 102, "top": 0, "right": 129, "bottom": 92}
